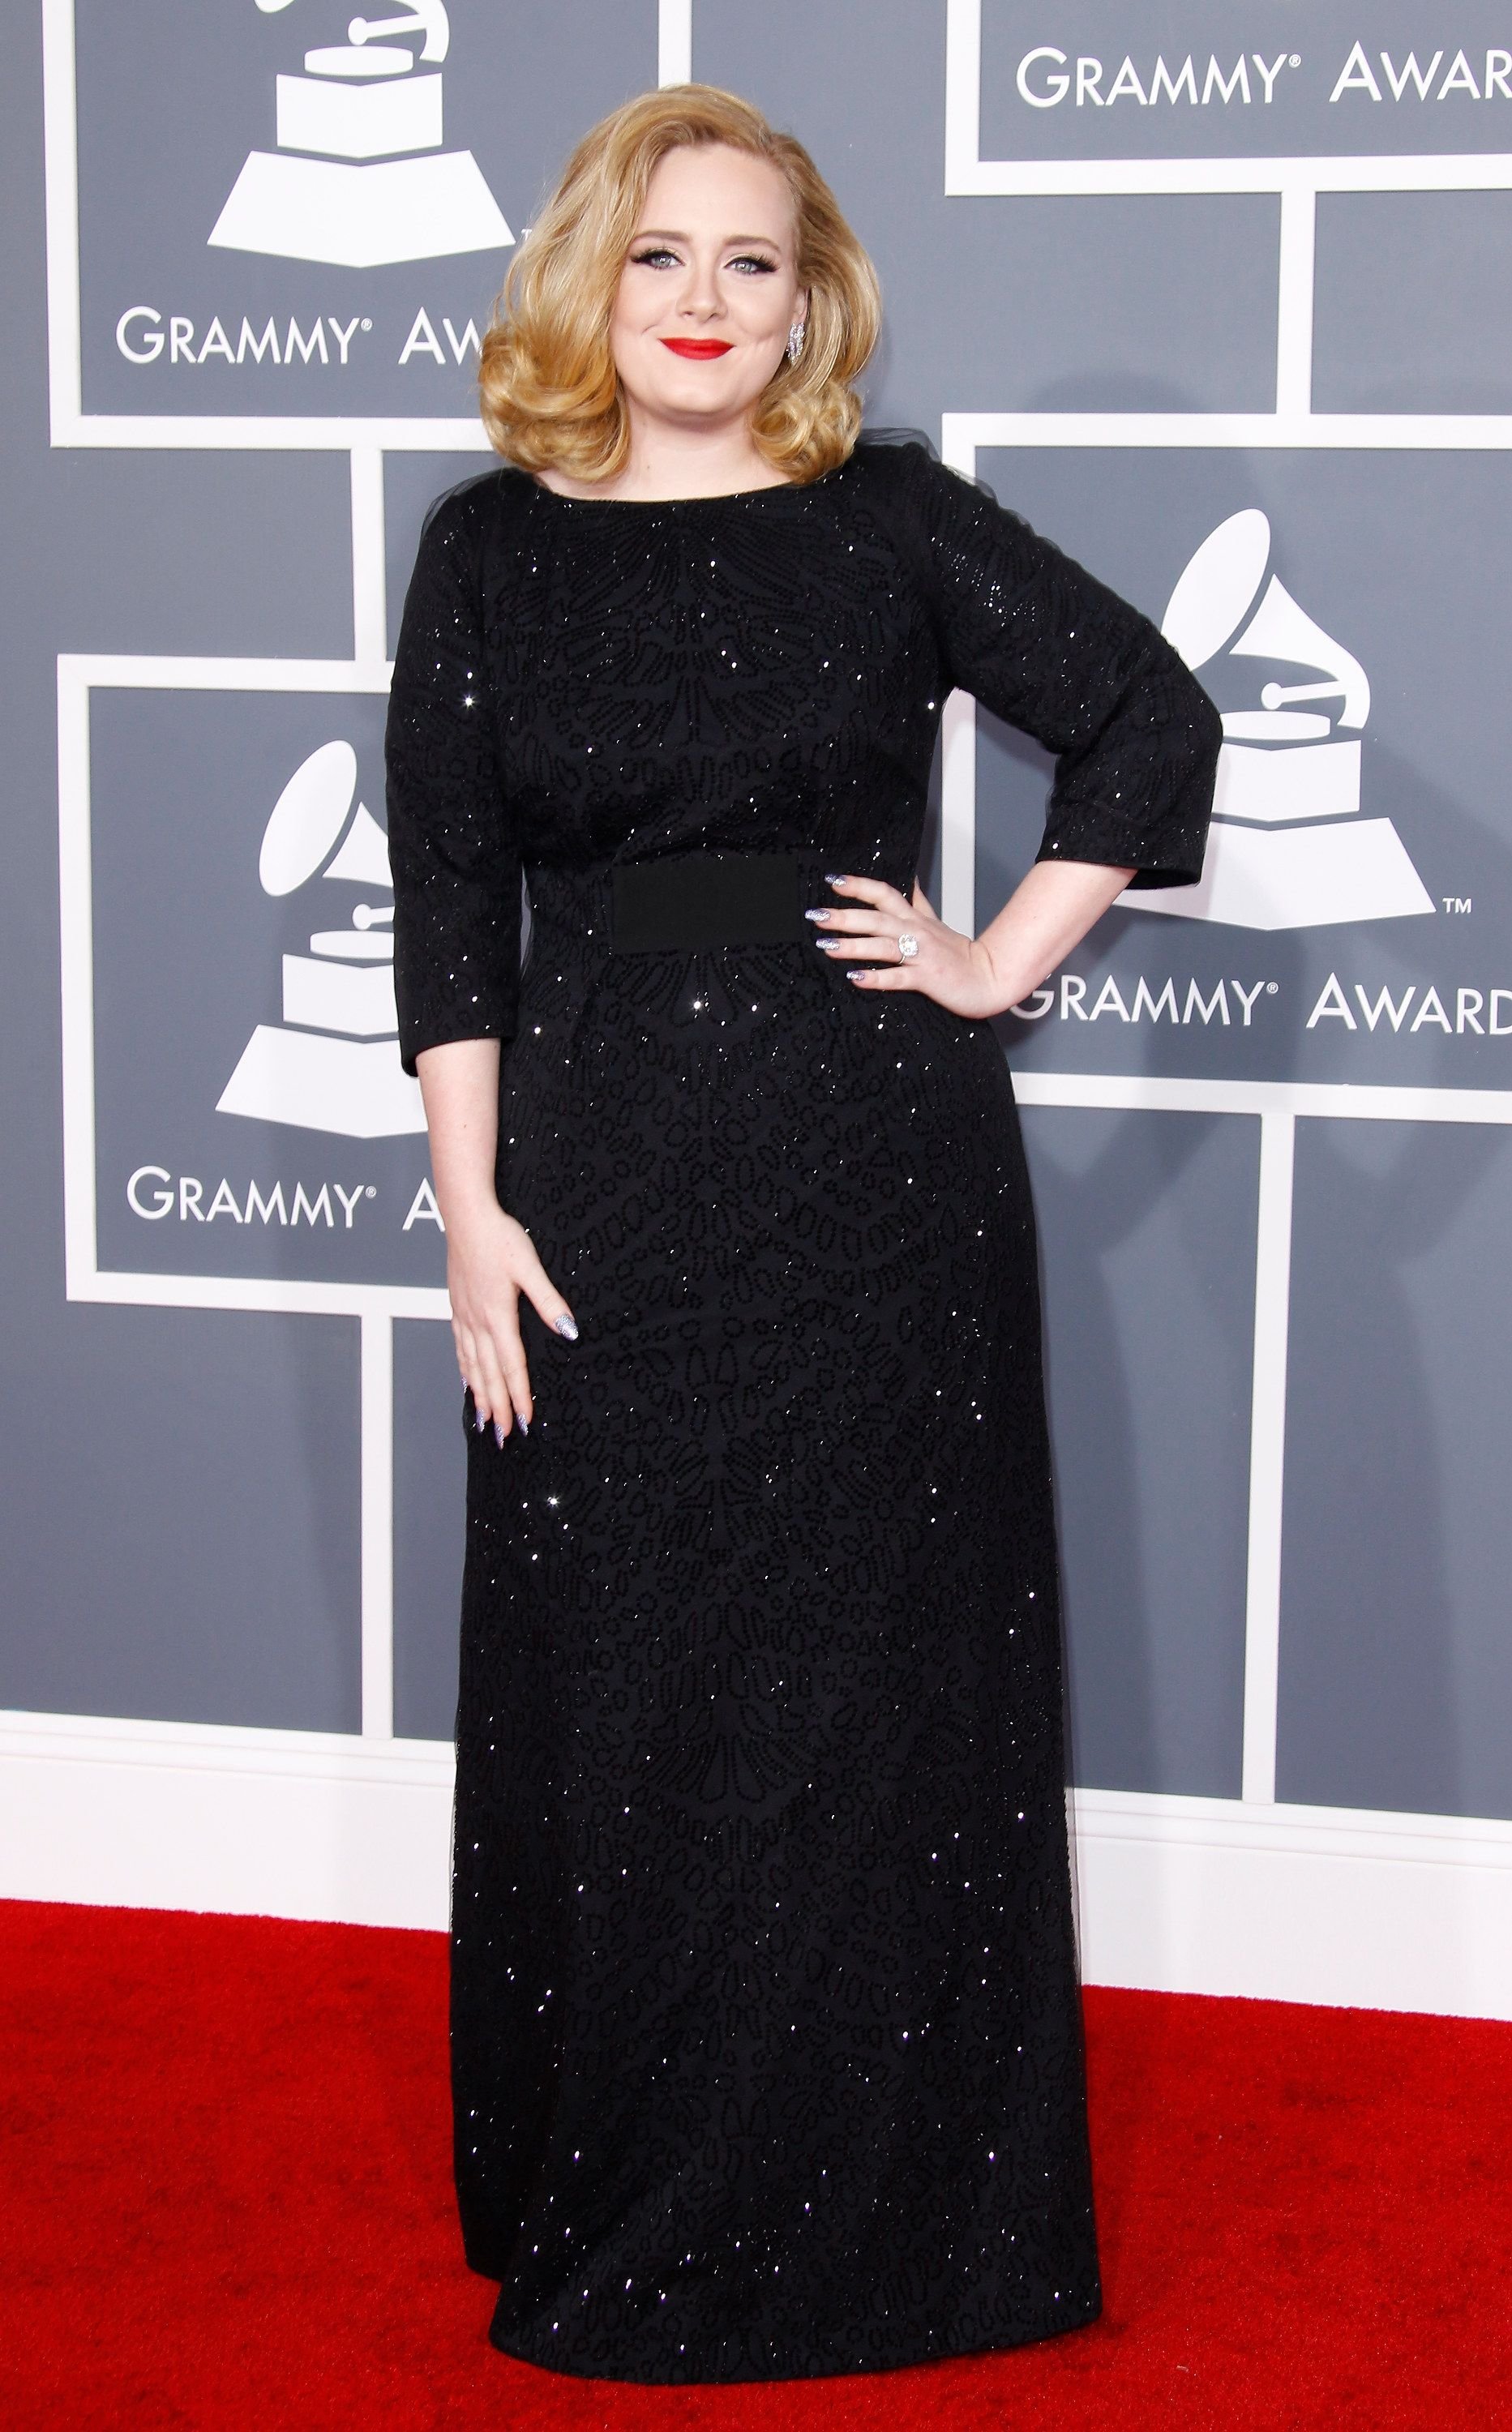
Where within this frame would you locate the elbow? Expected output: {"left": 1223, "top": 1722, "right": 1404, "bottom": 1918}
{"left": 1173, "top": 655, "right": 1222, "bottom": 765}
{"left": 1195, "top": 677, "right": 1224, "bottom": 771}
{"left": 1170, "top": 667, "right": 1224, "bottom": 810}
{"left": 1146, "top": 618, "right": 1223, "bottom": 773}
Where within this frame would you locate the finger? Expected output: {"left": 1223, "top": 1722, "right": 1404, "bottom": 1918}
{"left": 805, "top": 906, "right": 897, "bottom": 932}
{"left": 475, "top": 1321, "right": 529, "bottom": 1441}
{"left": 815, "top": 931, "right": 906, "bottom": 961}
{"left": 454, "top": 1322, "right": 490, "bottom": 1430}
{"left": 459, "top": 1342, "right": 508, "bottom": 1437}
{"left": 490, "top": 1315, "right": 534, "bottom": 1435}
{"left": 511, "top": 1239, "right": 579, "bottom": 1342}
{"left": 825, "top": 872, "right": 909, "bottom": 914}
{"left": 846, "top": 965, "right": 919, "bottom": 990}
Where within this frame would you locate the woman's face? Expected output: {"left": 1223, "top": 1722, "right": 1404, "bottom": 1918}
{"left": 609, "top": 144, "right": 806, "bottom": 440}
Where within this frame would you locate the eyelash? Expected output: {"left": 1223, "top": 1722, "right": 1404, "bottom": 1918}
{"left": 631, "top": 248, "right": 777, "bottom": 276}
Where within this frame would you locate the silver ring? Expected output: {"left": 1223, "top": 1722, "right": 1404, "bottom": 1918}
{"left": 897, "top": 931, "right": 919, "bottom": 961}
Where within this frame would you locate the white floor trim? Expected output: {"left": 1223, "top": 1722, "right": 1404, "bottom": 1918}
{"left": 3, "top": 1711, "right": 1510, "bottom": 2019}
{"left": 0, "top": 1711, "right": 453, "bottom": 1933}
{"left": 1073, "top": 1788, "right": 1512, "bottom": 2022}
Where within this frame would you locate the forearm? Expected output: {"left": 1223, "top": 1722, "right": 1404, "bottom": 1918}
{"left": 973, "top": 859, "right": 1134, "bottom": 1016}
{"left": 415, "top": 1038, "right": 503, "bottom": 1231}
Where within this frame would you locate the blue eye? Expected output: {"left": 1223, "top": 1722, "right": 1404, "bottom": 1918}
{"left": 632, "top": 248, "right": 777, "bottom": 274}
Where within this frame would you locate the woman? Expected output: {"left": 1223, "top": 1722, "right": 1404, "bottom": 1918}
{"left": 387, "top": 83, "right": 1219, "bottom": 2384}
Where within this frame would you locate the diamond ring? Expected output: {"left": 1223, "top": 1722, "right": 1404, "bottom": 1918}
{"left": 897, "top": 931, "right": 920, "bottom": 961}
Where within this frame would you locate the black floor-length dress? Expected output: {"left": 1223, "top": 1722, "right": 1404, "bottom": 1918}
{"left": 386, "top": 438, "right": 1219, "bottom": 2383}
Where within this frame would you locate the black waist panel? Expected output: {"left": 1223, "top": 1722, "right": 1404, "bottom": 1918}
{"left": 609, "top": 851, "right": 807, "bottom": 953}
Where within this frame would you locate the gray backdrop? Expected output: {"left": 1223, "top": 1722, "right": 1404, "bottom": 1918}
{"left": 6, "top": 2, "right": 1511, "bottom": 1836}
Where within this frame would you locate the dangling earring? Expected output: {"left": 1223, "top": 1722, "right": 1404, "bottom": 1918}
{"left": 786, "top": 319, "right": 806, "bottom": 365}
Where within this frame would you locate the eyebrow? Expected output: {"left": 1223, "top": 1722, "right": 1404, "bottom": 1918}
{"left": 629, "top": 228, "right": 785, "bottom": 248}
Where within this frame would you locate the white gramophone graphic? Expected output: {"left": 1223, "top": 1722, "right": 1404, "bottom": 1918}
{"left": 210, "top": 0, "right": 512, "bottom": 268}
{"left": 218, "top": 741, "right": 426, "bottom": 1137}
{"left": 1128, "top": 509, "right": 1434, "bottom": 931}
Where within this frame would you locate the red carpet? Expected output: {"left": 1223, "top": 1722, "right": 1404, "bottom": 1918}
{"left": 2, "top": 1903, "right": 1509, "bottom": 2430}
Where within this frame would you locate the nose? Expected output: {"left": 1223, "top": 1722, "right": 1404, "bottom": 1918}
{"left": 676, "top": 255, "right": 724, "bottom": 322}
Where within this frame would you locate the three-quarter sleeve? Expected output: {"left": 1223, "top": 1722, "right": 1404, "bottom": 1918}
{"left": 889, "top": 443, "right": 1220, "bottom": 888}
{"left": 386, "top": 482, "right": 520, "bottom": 1076}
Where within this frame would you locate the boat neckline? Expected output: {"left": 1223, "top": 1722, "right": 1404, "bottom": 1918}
{"left": 522, "top": 465, "right": 837, "bottom": 508}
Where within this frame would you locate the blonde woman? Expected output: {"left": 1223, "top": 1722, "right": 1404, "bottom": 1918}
{"left": 387, "top": 84, "right": 1219, "bottom": 2384}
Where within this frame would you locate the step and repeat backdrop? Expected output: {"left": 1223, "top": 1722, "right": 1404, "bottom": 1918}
{"left": 6, "top": 2, "right": 1512, "bottom": 1988}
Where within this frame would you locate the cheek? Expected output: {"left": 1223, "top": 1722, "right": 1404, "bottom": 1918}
{"left": 610, "top": 289, "right": 639, "bottom": 341}
{"left": 718, "top": 284, "right": 790, "bottom": 349}
{"left": 607, "top": 293, "right": 675, "bottom": 400}
{"left": 611, "top": 271, "right": 668, "bottom": 337}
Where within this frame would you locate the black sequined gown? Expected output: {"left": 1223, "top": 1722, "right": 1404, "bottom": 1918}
{"left": 386, "top": 439, "right": 1219, "bottom": 2383}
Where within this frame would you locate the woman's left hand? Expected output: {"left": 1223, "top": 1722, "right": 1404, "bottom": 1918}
{"left": 807, "top": 875, "right": 1002, "bottom": 1018}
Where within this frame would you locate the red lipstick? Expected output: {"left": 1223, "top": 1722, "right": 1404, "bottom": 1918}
{"left": 661, "top": 338, "right": 735, "bottom": 358}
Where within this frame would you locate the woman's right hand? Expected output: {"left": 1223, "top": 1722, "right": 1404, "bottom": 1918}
{"left": 447, "top": 1197, "right": 577, "bottom": 1444}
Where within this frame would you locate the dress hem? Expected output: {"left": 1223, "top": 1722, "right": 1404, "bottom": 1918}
{"left": 482, "top": 2291, "right": 1103, "bottom": 2386}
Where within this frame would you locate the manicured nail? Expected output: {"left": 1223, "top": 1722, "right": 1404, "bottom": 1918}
{"left": 554, "top": 1312, "right": 579, "bottom": 1341}
{"left": 493, "top": 1419, "right": 506, "bottom": 1448}
{"left": 846, "top": 970, "right": 868, "bottom": 983}
{"left": 825, "top": 873, "right": 847, "bottom": 886}
{"left": 474, "top": 1407, "right": 486, "bottom": 1432}
{"left": 815, "top": 936, "right": 841, "bottom": 951}
{"left": 516, "top": 1412, "right": 529, "bottom": 1436}
{"left": 803, "top": 907, "right": 831, "bottom": 923}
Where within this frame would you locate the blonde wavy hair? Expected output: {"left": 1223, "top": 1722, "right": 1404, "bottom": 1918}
{"left": 478, "top": 85, "right": 881, "bottom": 486}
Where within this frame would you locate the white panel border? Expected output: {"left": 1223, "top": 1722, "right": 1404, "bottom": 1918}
{"left": 41, "top": 0, "right": 685, "bottom": 452}
{"left": 41, "top": 0, "right": 493, "bottom": 453}
{"left": 945, "top": 0, "right": 1512, "bottom": 199}
{"left": 56, "top": 652, "right": 450, "bottom": 1326}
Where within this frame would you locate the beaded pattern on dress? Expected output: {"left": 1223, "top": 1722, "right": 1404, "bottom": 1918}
{"left": 385, "top": 440, "right": 1219, "bottom": 2383}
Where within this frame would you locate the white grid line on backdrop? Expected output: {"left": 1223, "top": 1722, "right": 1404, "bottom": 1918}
{"left": 658, "top": 0, "right": 694, "bottom": 89}
{"left": 31, "top": 0, "right": 1512, "bottom": 1989}
{"left": 46, "top": 0, "right": 1512, "bottom": 449}
{"left": 943, "top": 0, "right": 1512, "bottom": 1785}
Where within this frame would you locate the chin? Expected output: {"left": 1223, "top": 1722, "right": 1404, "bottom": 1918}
{"left": 649, "top": 372, "right": 748, "bottom": 414}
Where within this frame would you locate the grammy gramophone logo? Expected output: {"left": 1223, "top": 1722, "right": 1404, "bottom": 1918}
{"left": 218, "top": 742, "right": 426, "bottom": 1139}
{"left": 210, "top": 0, "right": 513, "bottom": 269}
{"left": 1131, "top": 511, "right": 1434, "bottom": 932}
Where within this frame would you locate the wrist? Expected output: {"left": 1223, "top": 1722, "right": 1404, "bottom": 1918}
{"left": 970, "top": 936, "right": 1039, "bottom": 1020}
{"left": 439, "top": 1181, "right": 505, "bottom": 1238}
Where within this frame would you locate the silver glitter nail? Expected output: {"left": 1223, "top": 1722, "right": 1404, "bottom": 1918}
{"left": 554, "top": 1313, "right": 579, "bottom": 1341}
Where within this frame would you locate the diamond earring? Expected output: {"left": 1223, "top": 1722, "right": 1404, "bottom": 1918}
{"left": 786, "top": 319, "right": 806, "bottom": 365}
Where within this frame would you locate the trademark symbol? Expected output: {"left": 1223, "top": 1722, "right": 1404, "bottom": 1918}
{"left": 360, "top": 319, "right": 372, "bottom": 332}
{"left": 1442, "top": 896, "right": 1472, "bottom": 915}
{"left": 1266, "top": 982, "right": 1279, "bottom": 994}
{"left": 365, "top": 1185, "right": 376, "bottom": 1197}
